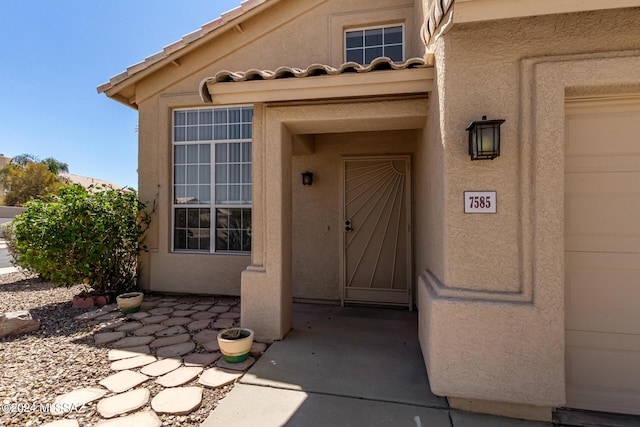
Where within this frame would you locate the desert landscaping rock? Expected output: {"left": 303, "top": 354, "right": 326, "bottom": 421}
{"left": 42, "top": 420, "right": 80, "bottom": 427}
{"left": 156, "top": 366, "right": 203, "bottom": 387}
{"left": 162, "top": 316, "right": 193, "bottom": 326}
{"left": 156, "top": 341, "right": 196, "bottom": 358}
{"left": 208, "top": 305, "right": 230, "bottom": 313}
{"left": 0, "top": 311, "right": 40, "bottom": 337}
{"left": 212, "top": 318, "right": 235, "bottom": 329}
{"left": 97, "top": 387, "right": 150, "bottom": 418}
{"left": 108, "top": 346, "right": 151, "bottom": 361}
{"left": 250, "top": 342, "right": 268, "bottom": 357}
{"left": 155, "top": 325, "right": 187, "bottom": 337}
{"left": 111, "top": 335, "right": 155, "bottom": 348}
{"left": 115, "top": 321, "right": 144, "bottom": 332}
{"left": 217, "top": 356, "right": 256, "bottom": 371}
{"left": 184, "top": 352, "right": 221, "bottom": 367}
{"left": 51, "top": 388, "right": 107, "bottom": 415}
{"left": 141, "top": 315, "right": 169, "bottom": 324}
{"left": 203, "top": 340, "right": 220, "bottom": 352}
{"left": 94, "top": 331, "right": 126, "bottom": 345}
{"left": 95, "top": 410, "right": 161, "bottom": 427}
{"left": 151, "top": 387, "right": 203, "bottom": 414}
{"left": 198, "top": 367, "right": 242, "bottom": 388}
{"left": 96, "top": 311, "right": 123, "bottom": 321}
{"left": 190, "top": 304, "right": 211, "bottom": 311}
{"left": 187, "top": 319, "right": 212, "bottom": 331}
{"left": 110, "top": 354, "right": 157, "bottom": 371}
{"left": 141, "top": 358, "right": 182, "bottom": 376}
{"left": 148, "top": 307, "right": 174, "bottom": 316}
{"left": 99, "top": 370, "right": 149, "bottom": 393}
{"left": 218, "top": 312, "right": 241, "bottom": 319}
{"left": 149, "top": 333, "right": 191, "bottom": 348}
{"left": 134, "top": 324, "right": 169, "bottom": 336}
{"left": 127, "top": 311, "right": 150, "bottom": 320}
{"left": 74, "top": 307, "right": 114, "bottom": 320}
{"left": 194, "top": 329, "right": 219, "bottom": 343}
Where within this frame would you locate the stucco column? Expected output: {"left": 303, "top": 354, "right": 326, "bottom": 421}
{"left": 241, "top": 105, "right": 293, "bottom": 341}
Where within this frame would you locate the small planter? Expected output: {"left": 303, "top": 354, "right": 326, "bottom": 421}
{"left": 72, "top": 295, "right": 95, "bottom": 308}
{"left": 94, "top": 295, "right": 110, "bottom": 307}
{"left": 217, "top": 328, "right": 254, "bottom": 363}
{"left": 116, "top": 292, "right": 144, "bottom": 314}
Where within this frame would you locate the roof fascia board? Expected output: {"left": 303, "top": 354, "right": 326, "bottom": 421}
{"left": 101, "top": 0, "right": 283, "bottom": 97}
{"left": 205, "top": 68, "right": 434, "bottom": 105}
{"left": 453, "top": 0, "right": 640, "bottom": 24}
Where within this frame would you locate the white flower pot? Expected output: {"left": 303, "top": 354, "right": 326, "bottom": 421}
{"left": 217, "top": 328, "right": 254, "bottom": 363}
{"left": 116, "top": 292, "right": 144, "bottom": 314}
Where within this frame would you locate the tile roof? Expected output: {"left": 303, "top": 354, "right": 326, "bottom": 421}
{"left": 199, "top": 56, "right": 432, "bottom": 102}
{"left": 97, "top": 0, "right": 276, "bottom": 94}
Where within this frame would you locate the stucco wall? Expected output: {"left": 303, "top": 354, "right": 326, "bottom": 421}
{"left": 291, "top": 130, "right": 418, "bottom": 302}
{"left": 419, "top": 7, "right": 640, "bottom": 418}
{"left": 133, "top": 0, "right": 425, "bottom": 294}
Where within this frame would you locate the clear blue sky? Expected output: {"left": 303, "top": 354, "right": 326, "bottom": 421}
{"left": 0, "top": 0, "right": 241, "bottom": 189}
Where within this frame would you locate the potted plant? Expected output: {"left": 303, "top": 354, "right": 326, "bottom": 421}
{"left": 116, "top": 292, "right": 144, "bottom": 314}
{"left": 217, "top": 328, "right": 254, "bottom": 363}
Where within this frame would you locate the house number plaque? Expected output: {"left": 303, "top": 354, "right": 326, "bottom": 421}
{"left": 464, "top": 191, "right": 497, "bottom": 213}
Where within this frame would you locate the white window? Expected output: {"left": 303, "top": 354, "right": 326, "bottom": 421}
{"left": 345, "top": 24, "right": 404, "bottom": 65}
{"left": 172, "top": 106, "right": 253, "bottom": 253}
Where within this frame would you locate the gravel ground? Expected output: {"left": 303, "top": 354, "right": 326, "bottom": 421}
{"left": 0, "top": 272, "right": 238, "bottom": 426}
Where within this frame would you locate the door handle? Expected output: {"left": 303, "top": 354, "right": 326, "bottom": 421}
{"left": 344, "top": 220, "right": 352, "bottom": 232}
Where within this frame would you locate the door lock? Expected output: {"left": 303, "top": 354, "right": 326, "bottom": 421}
{"left": 344, "top": 220, "right": 353, "bottom": 232}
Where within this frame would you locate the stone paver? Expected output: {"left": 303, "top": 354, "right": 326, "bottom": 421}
{"left": 108, "top": 346, "right": 151, "bottom": 361}
{"left": 95, "top": 319, "right": 125, "bottom": 331}
{"left": 173, "top": 305, "right": 194, "bottom": 311}
{"left": 127, "top": 311, "right": 150, "bottom": 320}
{"left": 148, "top": 307, "right": 174, "bottom": 316}
{"left": 155, "top": 325, "right": 187, "bottom": 337}
{"left": 198, "top": 367, "right": 242, "bottom": 388}
{"left": 95, "top": 410, "right": 161, "bottom": 427}
{"left": 97, "top": 388, "right": 150, "bottom": 418}
{"left": 172, "top": 310, "right": 197, "bottom": 317}
{"left": 156, "top": 366, "right": 203, "bottom": 387}
{"left": 74, "top": 306, "right": 117, "bottom": 321}
{"left": 140, "top": 301, "right": 161, "bottom": 309}
{"left": 212, "top": 318, "right": 235, "bottom": 329}
{"left": 190, "top": 305, "right": 211, "bottom": 311}
{"left": 208, "top": 305, "right": 230, "bottom": 314}
{"left": 133, "top": 324, "right": 169, "bottom": 336}
{"left": 156, "top": 341, "right": 196, "bottom": 358}
{"left": 230, "top": 306, "right": 241, "bottom": 313}
{"left": 42, "top": 420, "right": 80, "bottom": 427}
{"left": 99, "top": 370, "right": 149, "bottom": 393}
{"left": 250, "top": 342, "right": 268, "bottom": 357}
{"left": 191, "top": 311, "right": 217, "bottom": 320}
{"left": 159, "top": 297, "right": 177, "bottom": 302}
{"left": 51, "top": 388, "right": 107, "bottom": 415}
{"left": 149, "top": 333, "right": 191, "bottom": 348}
{"left": 94, "top": 331, "right": 126, "bottom": 345}
{"left": 203, "top": 341, "right": 220, "bottom": 352}
{"left": 115, "top": 321, "right": 144, "bottom": 332}
{"left": 187, "top": 319, "right": 212, "bottom": 331}
{"left": 184, "top": 352, "right": 221, "bottom": 367}
{"left": 141, "top": 358, "right": 182, "bottom": 377}
{"left": 151, "top": 387, "right": 203, "bottom": 415}
{"left": 218, "top": 312, "right": 241, "bottom": 319}
{"left": 141, "top": 315, "right": 169, "bottom": 324}
{"left": 217, "top": 356, "right": 256, "bottom": 371}
{"left": 96, "top": 311, "right": 123, "bottom": 321}
{"left": 157, "top": 301, "right": 179, "bottom": 308}
{"left": 111, "top": 335, "right": 155, "bottom": 348}
{"left": 161, "top": 316, "right": 193, "bottom": 326}
{"left": 194, "top": 329, "right": 219, "bottom": 343}
{"left": 110, "top": 354, "right": 157, "bottom": 371}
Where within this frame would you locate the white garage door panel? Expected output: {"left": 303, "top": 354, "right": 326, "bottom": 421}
{"left": 566, "top": 330, "right": 640, "bottom": 415}
{"left": 565, "top": 97, "right": 640, "bottom": 415}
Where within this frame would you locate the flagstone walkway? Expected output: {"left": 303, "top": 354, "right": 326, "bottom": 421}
{"left": 43, "top": 294, "right": 266, "bottom": 427}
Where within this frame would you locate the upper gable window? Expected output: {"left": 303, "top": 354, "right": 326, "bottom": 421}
{"left": 345, "top": 24, "right": 404, "bottom": 65}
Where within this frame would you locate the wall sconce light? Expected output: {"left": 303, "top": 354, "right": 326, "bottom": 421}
{"left": 466, "top": 116, "right": 505, "bottom": 160}
{"left": 302, "top": 171, "right": 313, "bottom": 186}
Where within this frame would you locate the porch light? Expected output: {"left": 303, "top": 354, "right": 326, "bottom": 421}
{"left": 466, "top": 116, "right": 505, "bottom": 160}
{"left": 302, "top": 171, "right": 313, "bottom": 186}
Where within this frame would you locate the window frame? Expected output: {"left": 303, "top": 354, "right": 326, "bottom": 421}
{"left": 344, "top": 23, "right": 405, "bottom": 65}
{"left": 171, "top": 105, "right": 253, "bottom": 255}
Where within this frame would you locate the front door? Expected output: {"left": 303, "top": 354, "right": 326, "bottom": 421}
{"left": 341, "top": 156, "right": 412, "bottom": 308}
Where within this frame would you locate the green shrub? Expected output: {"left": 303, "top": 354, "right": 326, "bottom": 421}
{"left": 10, "top": 184, "right": 151, "bottom": 294}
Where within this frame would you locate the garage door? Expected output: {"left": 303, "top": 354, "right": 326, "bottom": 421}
{"left": 564, "top": 96, "right": 640, "bottom": 415}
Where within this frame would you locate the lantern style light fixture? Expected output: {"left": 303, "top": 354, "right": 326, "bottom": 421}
{"left": 466, "top": 116, "right": 505, "bottom": 160}
{"left": 301, "top": 171, "right": 313, "bottom": 186}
